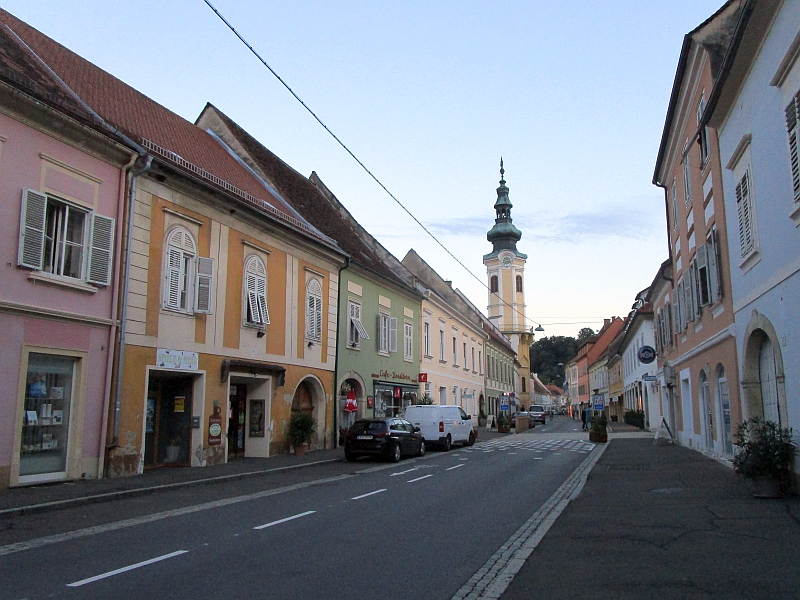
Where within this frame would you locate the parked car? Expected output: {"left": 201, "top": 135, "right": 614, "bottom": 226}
{"left": 529, "top": 405, "right": 547, "bottom": 425}
{"left": 404, "top": 404, "right": 475, "bottom": 450}
{"left": 510, "top": 411, "right": 533, "bottom": 428}
{"left": 344, "top": 418, "right": 425, "bottom": 463}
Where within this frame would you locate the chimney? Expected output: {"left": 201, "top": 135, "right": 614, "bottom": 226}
{"left": 604, "top": 318, "right": 610, "bottom": 327}
{"left": 445, "top": 280, "right": 452, "bottom": 288}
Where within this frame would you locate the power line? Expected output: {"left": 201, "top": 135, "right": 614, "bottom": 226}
{"left": 203, "top": 0, "right": 546, "bottom": 328}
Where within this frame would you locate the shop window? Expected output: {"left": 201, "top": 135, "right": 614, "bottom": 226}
{"left": 20, "top": 353, "right": 76, "bottom": 477}
{"left": 18, "top": 189, "right": 115, "bottom": 285}
{"left": 244, "top": 255, "right": 269, "bottom": 326}
{"left": 306, "top": 279, "right": 323, "bottom": 342}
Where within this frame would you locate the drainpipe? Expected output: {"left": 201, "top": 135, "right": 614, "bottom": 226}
{"left": 97, "top": 152, "right": 138, "bottom": 477}
{"left": 108, "top": 155, "right": 152, "bottom": 453}
{"left": 332, "top": 256, "right": 351, "bottom": 448}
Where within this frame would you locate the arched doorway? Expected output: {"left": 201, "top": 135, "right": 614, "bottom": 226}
{"left": 291, "top": 377, "right": 326, "bottom": 449}
{"left": 741, "top": 312, "right": 787, "bottom": 428}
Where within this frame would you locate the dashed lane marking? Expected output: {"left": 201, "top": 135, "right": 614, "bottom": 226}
{"left": 407, "top": 475, "right": 433, "bottom": 483}
{"left": 446, "top": 464, "right": 465, "bottom": 471}
{"left": 67, "top": 550, "right": 188, "bottom": 587}
{"left": 350, "top": 489, "right": 387, "bottom": 500}
{"left": 390, "top": 467, "right": 419, "bottom": 477}
{"left": 254, "top": 510, "right": 316, "bottom": 529}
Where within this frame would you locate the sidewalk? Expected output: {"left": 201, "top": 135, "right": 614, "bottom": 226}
{"left": 0, "top": 447, "right": 344, "bottom": 516}
{"left": 502, "top": 437, "right": 800, "bottom": 600}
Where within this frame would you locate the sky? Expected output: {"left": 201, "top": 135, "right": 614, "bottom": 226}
{"left": 2, "top": 0, "right": 727, "bottom": 338}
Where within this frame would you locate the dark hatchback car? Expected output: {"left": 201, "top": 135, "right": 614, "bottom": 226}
{"left": 344, "top": 418, "right": 425, "bottom": 463}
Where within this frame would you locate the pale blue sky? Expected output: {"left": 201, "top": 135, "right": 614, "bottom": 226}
{"left": 3, "top": 1, "right": 725, "bottom": 337}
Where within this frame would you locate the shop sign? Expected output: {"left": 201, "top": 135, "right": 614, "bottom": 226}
{"left": 208, "top": 405, "right": 223, "bottom": 446}
{"left": 637, "top": 346, "right": 656, "bottom": 365}
{"left": 418, "top": 373, "right": 428, "bottom": 382}
{"left": 156, "top": 348, "right": 199, "bottom": 370}
{"left": 371, "top": 370, "right": 413, "bottom": 382}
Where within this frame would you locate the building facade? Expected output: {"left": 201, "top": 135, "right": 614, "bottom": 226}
{"left": 707, "top": 0, "right": 800, "bottom": 476}
{"left": 653, "top": 2, "right": 744, "bottom": 456}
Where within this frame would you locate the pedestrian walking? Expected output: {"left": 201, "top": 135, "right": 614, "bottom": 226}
{"left": 581, "top": 406, "right": 588, "bottom": 430}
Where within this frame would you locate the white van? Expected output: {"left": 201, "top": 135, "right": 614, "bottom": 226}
{"left": 403, "top": 405, "right": 475, "bottom": 451}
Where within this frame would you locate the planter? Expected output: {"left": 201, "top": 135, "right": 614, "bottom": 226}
{"left": 589, "top": 431, "right": 608, "bottom": 444}
{"left": 497, "top": 426, "right": 511, "bottom": 434}
{"left": 294, "top": 442, "right": 308, "bottom": 457}
{"left": 752, "top": 476, "right": 782, "bottom": 499}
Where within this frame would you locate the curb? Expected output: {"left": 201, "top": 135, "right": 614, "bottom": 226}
{"left": 451, "top": 441, "right": 608, "bottom": 600}
{"left": 0, "top": 458, "right": 339, "bottom": 518}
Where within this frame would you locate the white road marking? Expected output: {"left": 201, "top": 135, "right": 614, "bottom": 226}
{"left": 350, "top": 489, "right": 387, "bottom": 500}
{"left": 446, "top": 464, "right": 465, "bottom": 471}
{"left": 508, "top": 452, "right": 517, "bottom": 455}
{"left": 67, "top": 550, "right": 187, "bottom": 587}
{"left": 254, "top": 510, "right": 316, "bottom": 530}
{"left": 534, "top": 458, "right": 543, "bottom": 460}
{"left": 459, "top": 458, "right": 468, "bottom": 461}
{"left": 390, "top": 467, "right": 419, "bottom": 477}
{"left": 407, "top": 474, "right": 433, "bottom": 483}
{"left": 0, "top": 474, "right": 350, "bottom": 558}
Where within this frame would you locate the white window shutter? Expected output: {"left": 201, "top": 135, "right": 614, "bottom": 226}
{"left": 165, "top": 247, "right": 182, "bottom": 309}
{"left": 735, "top": 171, "right": 754, "bottom": 257}
{"left": 708, "top": 231, "right": 721, "bottom": 302}
{"left": 378, "top": 314, "right": 385, "bottom": 352}
{"left": 194, "top": 257, "right": 214, "bottom": 314}
{"left": 247, "top": 290, "right": 261, "bottom": 324}
{"left": 87, "top": 213, "right": 115, "bottom": 285}
{"left": 257, "top": 275, "right": 269, "bottom": 325}
{"left": 786, "top": 92, "right": 800, "bottom": 203}
{"left": 18, "top": 188, "right": 48, "bottom": 270}
{"left": 313, "top": 295, "right": 322, "bottom": 340}
{"left": 389, "top": 317, "right": 398, "bottom": 353}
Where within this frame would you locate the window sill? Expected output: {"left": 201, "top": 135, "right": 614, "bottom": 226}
{"left": 346, "top": 344, "right": 361, "bottom": 351}
{"left": 424, "top": 354, "right": 433, "bottom": 359}
{"left": 711, "top": 303, "right": 725, "bottom": 319}
{"left": 739, "top": 249, "right": 761, "bottom": 274}
{"left": 404, "top": 357, "right": 413, "bottom": 363}
{"left": 27, "top": 271, "right": 97, "bottom": 294}
{"left": 161, "top": 307, "right": 195, "bottom": 318}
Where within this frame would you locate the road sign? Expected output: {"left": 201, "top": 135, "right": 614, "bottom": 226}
{"left": 592, "top": 395, "right": 605, "bottom": 410}
{"left": 500, "top": 404, "right": 510, "bottom": 411}
{"left": 642, "top": 375, "right": 657, "bottom": 382}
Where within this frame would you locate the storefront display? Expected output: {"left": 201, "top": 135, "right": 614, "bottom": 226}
{"left": 19, "top": 353, "right": 74, "bottom": 477}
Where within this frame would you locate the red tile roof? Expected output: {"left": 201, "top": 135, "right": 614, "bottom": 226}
{"left": 0, "top": 9, "right": 338, "bottom": 249}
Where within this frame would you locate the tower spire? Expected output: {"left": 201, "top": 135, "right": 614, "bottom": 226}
{"left": 486, "top": 159, "right": 521, "bottom": 254}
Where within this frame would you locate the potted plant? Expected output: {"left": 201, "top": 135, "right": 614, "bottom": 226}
{"left": 589, "top": 413, "right": 608, "bottom": 443}
{"left": 733, "top": 417, "right": 797, "bottom": 498}
{"left": 497, "top": 414, "right": 511, "bottom": 433}
{"left": 288, "top": 412, "right": 316, "bottom": 456}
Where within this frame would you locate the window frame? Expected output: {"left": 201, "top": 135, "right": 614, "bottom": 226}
{"left": 244, "top": 255, "right": 269, "bottom": 327}
{"left": 305, "top": 279, "right": 323, "bottom": 342}
{"left": 403, "top": 321, "right": 413, "bottom": 361}
{"left": 163, "top": 227, "right": 197, "bottom": 314}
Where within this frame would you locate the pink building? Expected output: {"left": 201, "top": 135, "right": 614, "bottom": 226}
{"left": 0, "top": 21, "right": 139, "bottom": 487}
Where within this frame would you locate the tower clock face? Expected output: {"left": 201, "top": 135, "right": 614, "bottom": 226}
{"left": 501, "top": 256, "right": 512, "bottom": 268}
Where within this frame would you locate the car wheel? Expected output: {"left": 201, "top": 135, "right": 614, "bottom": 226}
{"left": 389, "top": 442, "right": 401, "bottom": 463}
{"left": 467, "top": 432, "right": 475, "bottom": 446}
{"left": 443, "top": 434, "right": 452, "bottom": 452}
{"left": 345, "top": 450, "right": 357, "bottom": 462}
{"left": 418, "top": 439, "right": 426, "bottom": 457}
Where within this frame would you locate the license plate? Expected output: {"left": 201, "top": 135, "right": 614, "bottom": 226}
{"left": 356, "top": 435, "right": 373, "bottom": 440}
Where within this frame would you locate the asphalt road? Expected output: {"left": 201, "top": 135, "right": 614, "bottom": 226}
{"left": 0, "top": 416, "right": 589, "bottom": 600}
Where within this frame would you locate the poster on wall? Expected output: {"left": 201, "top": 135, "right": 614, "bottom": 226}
{"left": 249, "top": 399, "right": 265, "bottom": 437}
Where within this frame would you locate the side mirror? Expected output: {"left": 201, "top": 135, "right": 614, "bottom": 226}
{"left": 414, "top": 426, "right": 421, "bottom": 433}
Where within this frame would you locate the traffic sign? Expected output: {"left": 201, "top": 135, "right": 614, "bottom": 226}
{"left": 500, "top": 404, "right": 510, "bottom": 411}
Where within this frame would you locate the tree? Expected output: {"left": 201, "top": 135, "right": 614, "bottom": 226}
{"left": 529, "top": 336, "right": 578, "bottom": 386}
{"left": 576, "top": 327, "right": 595, "bottom": 345}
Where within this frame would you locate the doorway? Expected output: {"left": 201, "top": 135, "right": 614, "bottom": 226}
{"left": 228, "top": 383, "right": 247, "bottom": 459}
{"left": 144, "top": 373, "right": 193, "bottom": 467}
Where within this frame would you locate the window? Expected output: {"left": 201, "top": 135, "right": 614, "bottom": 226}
{"left": 472, "top": 347, "right": 476, "bottom": 372}
{"left": 490, "top": 275, "right": 498, "bottom": 293}
{"left": 683, "top": 154, "right": 692, "bottom": 208}
{"left": 452, "top": 336, "right": 458, "bottom": 365}
{"left": 404, "top": 322, "right": 413, "bottom": 361}
{"left": 163, "top": 227, "right": 213, "bottom": 313}
{"left": 706, "top": 229, "right": 721, "bottom": 303}
{"left": 522, "top": 377, "right": 526, "bottom": 393}
{"left": 478, "top": 350, "right": 483, "bottom": 375}
{"left": 306, "top": 279, "right": 323, "bottom": 341}
{"left": 18, "top": 189, "right": 115, "bottom": 285}
{"left": 694, "top": 245, "right": 711, "bottom": 308}
{"left": 516, "top": 275, "right": 523, "bottom": 293}
{"left": 463, "top": 342, "right": 468, "bottom": 369}
{"left": 671, "top": 181, "right": 678, "bottom": 231}
{"left": 244, "top": 255, "right": 269, "bottom": 326}
{"left": 735, "top": 169, "right": 755, "bottom": 257}
{"left": 423, "top": 322, "right": 430, "bottom": 356}
{"left": 348, "top": 300, "right": 369, "bottom": 348}
{"left": 785, "top": 89, "right": 800, "bottom": 203}
{"left": 439, "top": 329, "right": 445, "bottom": 361}
{"left": 378, "top": 313, "right": 396, "bottom": 353}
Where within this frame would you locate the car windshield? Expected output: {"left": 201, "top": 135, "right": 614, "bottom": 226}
{"left": 350, "top": 421, "right": 386, "bottom": 434}
{"left": 531, "top": 406, "right": 545, "bottom": 412}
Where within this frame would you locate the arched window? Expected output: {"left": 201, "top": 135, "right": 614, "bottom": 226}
{"left": 490, "top": 275, "right": 498, "bottom": 293}
{"left": 306, "top": 279, "right": 323, "bottom": 342}
{"left": 516, "top": 275, "right": 523, "bottom": 293}
{"left": 163, "top": 227, "right": 196, "bottom": 312}
{"left": 244, "top": 255, "right": 269, "bottom": 325}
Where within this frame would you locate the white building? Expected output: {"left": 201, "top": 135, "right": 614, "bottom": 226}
{"left": 621, "top": 302, "right": 659, "bottom": 429}
{"left": 707, "top": 0, "right": 799, "bottom": 465}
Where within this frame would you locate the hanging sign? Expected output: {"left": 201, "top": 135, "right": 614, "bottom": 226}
{"left": 418, "top": 373, "right": 428, "bottom": 383}
{"left": 637, "top": 346, "right": 656, "bottom": 364}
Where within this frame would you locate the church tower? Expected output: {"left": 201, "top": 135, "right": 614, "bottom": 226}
{"left": 483, "top": 159, "right": 534, "bottom": 406}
